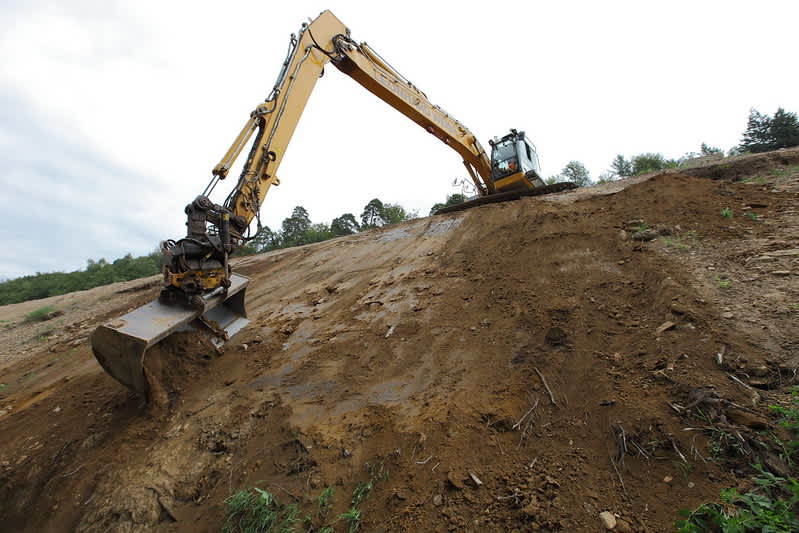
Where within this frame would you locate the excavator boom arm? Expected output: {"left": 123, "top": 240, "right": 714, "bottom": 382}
{"left": 220, "top": 10, "right": 493, "bottom": 233}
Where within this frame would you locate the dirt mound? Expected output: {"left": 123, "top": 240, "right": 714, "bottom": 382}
{"left": 144, "top": 332, "right": 223, "bottom": 408}
{"left": 1, "top": 149, "right": 798, "bottom": 532}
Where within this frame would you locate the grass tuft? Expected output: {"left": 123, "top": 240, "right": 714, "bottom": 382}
{"left": 24, "top": 306, "right": 56, "bottom": 323}
{"left": 222, "top": 487, "right": 299, "bottom": 533}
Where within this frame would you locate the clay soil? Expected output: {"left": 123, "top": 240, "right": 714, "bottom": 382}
{"left": 1, "top": 148, "right": 798, "bottom": 532}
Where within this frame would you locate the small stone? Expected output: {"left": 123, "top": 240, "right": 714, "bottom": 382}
{"left": 599, "top": 511, "right": 616, "bottom": 530}
{"left": 722, "top": 312, "right": 734, "bottom": 319}
{"left": 468, "top": 471, "right": 483, "bottom": 486}
{"left": 771, "top": 271, "right": 790, "bottom": 276}
{"left": 688, "top": 481, "right": 695, "bottom": 488}
{"left": 433, "top": 494, "right": 443, "bottom": 506}
{"left": 52, "top": 406, "right": 61, "bottom": 414}
{"left": 663, "top": 475, "right": 673, "bottom": 484}
{"left": 616, "top": 518, "right": 633, "bottom": 533}
{"left": 447, "top": 470, "right": 465, "bottom": 490}
{"left": 655, "top": 321, "right": 676, "bottom": 334}
{"left": 241, "top": 343, "right": 248, "bottom": 351}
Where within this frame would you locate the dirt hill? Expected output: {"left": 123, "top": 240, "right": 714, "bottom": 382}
{"left": 1, "top": 148, "right": 798, "bottom": 532}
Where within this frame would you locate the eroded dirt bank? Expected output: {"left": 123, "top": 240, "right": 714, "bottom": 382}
{"left": 1, "top": 149, "right": 798, "bottom": 532}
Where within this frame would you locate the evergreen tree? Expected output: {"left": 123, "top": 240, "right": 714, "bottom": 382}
{"left": 739, "top": 108, "right": 773, "bottom": 153}
{"left": 610, "top": 155, "right": 633, "bottom": 177}
{"left": 330, "top": 213, "right": 360, "bottom": 236}
{"left": 770, "top": 107, "right": 799, "bottom": 150}
{"left": 700, "top": 143, "right": 722, "bottom": 155}
{"left": 280, "top": 206, "right": 312, "bottom": 246}
{"left": 360, "top": 198, "right": 385, "bottom": 229}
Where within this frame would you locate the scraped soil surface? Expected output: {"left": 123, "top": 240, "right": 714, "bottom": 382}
{"left": 1, "top": 149, "right": 798, "bottom": 532}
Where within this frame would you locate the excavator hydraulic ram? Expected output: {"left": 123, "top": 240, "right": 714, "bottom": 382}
{"left": 91, "top": 274, "right": 249, "bottom": 398}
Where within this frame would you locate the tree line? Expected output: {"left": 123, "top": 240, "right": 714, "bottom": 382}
{"left": 0, "top": 198, "right": 416, "bottom": 306}
{"left": 235, "top": 198, "right": 415, "bottom": 255}
{"left": 0, "top": 253, "right": 163, "bottom": 306}
{"left": 4, "top": 107, "right": 797, "bottom": 306}
{"left": 548, "top": 106, "right": 799, "bottom": 186}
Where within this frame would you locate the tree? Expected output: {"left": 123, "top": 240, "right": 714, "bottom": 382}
{"left": 303, "top": 223, "right": 334, "bottom": 244}
{"left": 330, "top": 213, "right": 360, "bottom": 236}
{"left": 770, "top": 107, "right": 799, "bottom": 150}
{"left": 739, "top": 108, "right": 773, "bottom": 153}
{"left": 430, "top": 193, "right": 466, "bottom": 215}
{"left": 610, "top": 154, "right": 633, "bottom": 177}
{"left": 596, "top": 172, "right": 616, "bottom": 184}
{"left": 360, "top": 198, "right": 385, "bottom": 229}
{"left": 700, "top": 143, "right": 722, "bottom": 155}
{"left": 281, "top": 206, "right": 312, "bottom": 247}
{"left": 631, "top": 152, "right": 668, "bottom": 175}
{"left": 559, "top": 160, "right": 591, "bottom": 187}
{"left": 381, "top": 203, "right": 413, "bottom": 225}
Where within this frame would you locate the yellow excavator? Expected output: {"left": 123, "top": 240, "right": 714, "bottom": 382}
{"left": 91, "top": 10, "right": 575, "bottom": 399}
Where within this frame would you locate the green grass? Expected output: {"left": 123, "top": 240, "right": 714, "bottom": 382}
{"left": 0, "top": 383, "right": 7, "bottom": 393}
{"left": 717, "top": 277, "right": 732, "bottom": 289}
{"left": 678, "top": 389, "right": 799, "bottom": 531}
{"left": 662, "top": 234, "right": 692, "bottom": 250}
{"left": 222, "top": 463, "right": 386, "bottom": 533}
{"left": 676, "top": 468, "right": 799, "bottom": 532}
{"left": 24, "top": 306, "right": 55, "bottom": 323}
{"left": 739, "top": 176, "right": 768, "bottom": 185}
{"left": 222, "top": 487, "right": 300, "bottom": 533}
{"left": 744, "top": 212, "right": 760, "bottom": 221}
{"left": 770, "top": 388, "right": 799, "bottom": 462}
{"left": 721, "top": 207, "right": 734, "bottom": 219}
{"left": 339, "top": 461, "right": 387, "bottom": 533}
{"left": 771, "top": 164, "right": 799, "bottom": 179}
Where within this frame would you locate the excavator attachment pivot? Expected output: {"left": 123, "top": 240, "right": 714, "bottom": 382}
{"left": 91, "top": 273, "right": 250, "bottom": 398}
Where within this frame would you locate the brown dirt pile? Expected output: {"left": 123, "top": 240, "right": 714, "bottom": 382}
{"left": 0, "top": 148, "right": 798, "bottom": 532}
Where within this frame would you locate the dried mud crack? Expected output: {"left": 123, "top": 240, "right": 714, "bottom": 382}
{"left": 1, "top": 148, "right": 798, "bottom": 532}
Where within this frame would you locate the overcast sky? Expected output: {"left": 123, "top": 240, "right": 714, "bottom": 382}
{"left": 1, "top": 0, "right": 797, "bottom": 279}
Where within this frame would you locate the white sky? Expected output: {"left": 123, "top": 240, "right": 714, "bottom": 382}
{"left": 1, "top": 0, "right": 797, "bottom": 278}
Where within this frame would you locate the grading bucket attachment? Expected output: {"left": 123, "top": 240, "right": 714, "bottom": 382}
{"left": 91, "top": 273, "right": 250, "bottom": 398}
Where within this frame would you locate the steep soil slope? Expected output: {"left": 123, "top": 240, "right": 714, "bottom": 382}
{"left": 1, "top": 148, "right": 798, "bottom": 532}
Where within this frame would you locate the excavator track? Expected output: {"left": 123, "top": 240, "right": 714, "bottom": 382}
{"left": 434, "top": 182, "right": 578, "bottom": 215}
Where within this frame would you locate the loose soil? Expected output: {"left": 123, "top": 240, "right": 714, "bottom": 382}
{"left": 1, "top": 148, "right": 798, "bottom": 532}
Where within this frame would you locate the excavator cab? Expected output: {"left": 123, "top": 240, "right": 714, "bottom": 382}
{"left": 489, "top": 130, "right": 545, "bottom": 192}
